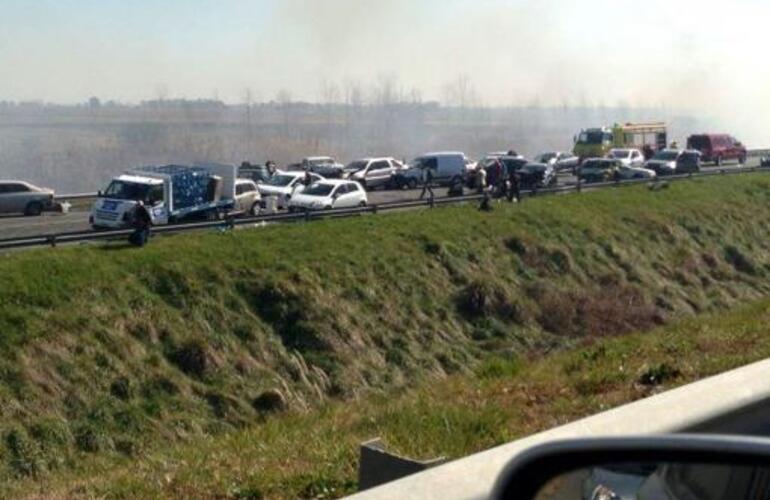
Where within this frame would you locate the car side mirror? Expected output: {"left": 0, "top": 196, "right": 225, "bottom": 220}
{"left": 491, "top": 435, "right": 770, "bottom": 500}
{"left": 97, "top": 190, "right": 103, "bottom": 198}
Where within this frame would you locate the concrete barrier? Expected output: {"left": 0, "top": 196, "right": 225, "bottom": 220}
{"left": 348, "top": 358, "right": 770, "bottom": 499}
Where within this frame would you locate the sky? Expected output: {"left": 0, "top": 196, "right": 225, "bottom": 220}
{"left": 1, "top": 0, "right": 769, "bottom": 138}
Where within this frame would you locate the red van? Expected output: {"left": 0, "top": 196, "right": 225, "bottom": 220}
{"left": 686, "top": 134, "right": 747, "bottom": 166}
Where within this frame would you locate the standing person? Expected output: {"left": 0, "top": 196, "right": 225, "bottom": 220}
{"left": 266, "top": 160, "right": 277, "bottom": 177}
{"left": 303, "top": 170, "right": 313, "bottom": 187}
{"left": 508, "top": 170, "right": 521, "bottom": 203}
{"left": 128, "top": 203, "right": 151, "bottom": 247}
{"left": 419, "top": 166, "right": 435, "bottom": 200}
{"left": 475, "top": 165, "right": 487, "bottom": 194}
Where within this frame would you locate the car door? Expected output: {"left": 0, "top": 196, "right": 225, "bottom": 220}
{"left": 330, "top": 184, "right": 348, "bottom": 208}
{"left": 630, "top": 150, "right": 642, "bottom": 167}
{"left": 366, "top": 160, "right": 391, "bottom": 188}
{"left": 3, "top": 183, "right": 31, "bottom": 213}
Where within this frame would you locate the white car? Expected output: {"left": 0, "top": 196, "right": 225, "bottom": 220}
{"left": 258, "top": 170, "right": 324, "bottom": 209}
{"left": 234, "top": 179, "right": 261, "bottom": 216}
{"left": 534, "top": 151, "right": 579, "bottom": 172}
{"left": 0, "top": 180, "right": 55, "bottom": 216}
{"left": 616, "top": 165, "right": 657, "bottom": 180}
{"left": 342, "top": 157, "right": 405, "bottom": 190}
{"left": 607, "top": 148, "right": 645, "bottom": 168}
{"left": 288, "top": 180, "right": 367, "bottom": 211}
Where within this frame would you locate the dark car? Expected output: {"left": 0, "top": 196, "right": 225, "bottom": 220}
{"left": 518, "top": 163, "right": 557, "bottom": 189}
{"left": 239, "top": 163, "right": 272, "bottom": 183}
{"left": 577, "top": 158, "right": 619, "bottom": 183}
{"left": 675, "top": 150, "right": 702, "bottom": 174}
{"left": 686, "top": 134, "right": 747, "bottom": 165}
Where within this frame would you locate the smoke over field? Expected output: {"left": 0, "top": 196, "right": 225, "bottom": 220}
{"left": 0, "top": 100, "right": 713, "bottom": 193}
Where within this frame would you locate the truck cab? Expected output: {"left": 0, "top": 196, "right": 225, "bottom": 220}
{"left": 91, "top": 175, "right": 168, "bottom": 228}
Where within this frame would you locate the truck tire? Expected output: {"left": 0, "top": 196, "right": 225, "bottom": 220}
{"left": 24, "top": 201, "right": 43, "bottom": 216}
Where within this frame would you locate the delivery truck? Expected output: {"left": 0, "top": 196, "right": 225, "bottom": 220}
{"left": 90, "top": 163, "right": 237, "bottom": 229}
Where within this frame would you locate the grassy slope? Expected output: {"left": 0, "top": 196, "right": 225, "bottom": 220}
{"left": 10, "top": 297, "right": 770, "bottom": 498}
{"left": 2, "top": 174, "right": 770, "bottom": 493}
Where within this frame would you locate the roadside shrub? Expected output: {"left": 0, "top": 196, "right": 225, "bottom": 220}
{"left": 166, "top": 338, "right": 210, "bottom": 378}
{"left": 457, "top": 280, "right": 518, "bottom": 320}
{"left": 110, "top": 377, "right": 132, "bottom": 400}
{"left": 637, "top": 363, "right": 681, "bottom": 386}
{"left": 252, "top": 389, "right": 287, "bottom": 414}
{"left": 74, "top": 424, "right": 111, "bottom": 453}
{"left": 475, "top": 356, "right": 521, "bottom": 379}
{"left": 5, "top": 427, "right": 43, "bottom": 477}
{"left": 724, "top": 245, "right": 757, "bottom": 275}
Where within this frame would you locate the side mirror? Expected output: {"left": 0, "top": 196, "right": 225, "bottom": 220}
{"left": 491, "top": 435, "right": 770, "bottom": 500}
{"left": 97, "top": 190, "right": 103, "bottom": 198}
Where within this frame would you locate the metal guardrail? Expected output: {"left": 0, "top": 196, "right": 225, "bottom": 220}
{"left": 10, "top": 164, "right": 770, "bottom": 251}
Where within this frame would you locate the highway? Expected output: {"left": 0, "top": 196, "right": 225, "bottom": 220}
{"left": 0, "top": 160, "right": 758, "bottom": 241}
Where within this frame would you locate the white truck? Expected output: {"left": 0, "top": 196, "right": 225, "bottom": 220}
{"left": 90, "top": 163, "right": 237, "bottom": 229}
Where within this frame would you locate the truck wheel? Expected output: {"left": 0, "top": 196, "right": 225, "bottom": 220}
{"left": 24, "top": 201, "right": 43, "bottom": 216}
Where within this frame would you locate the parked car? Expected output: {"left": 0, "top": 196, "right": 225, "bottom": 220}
{"left": 607, "top": 148, "right": 645, "bottom": 168}
{"left": 676, "top": 150, "right": 702, "bottom": 174}
{"left": 686, "top": 134, "right": 747, "bottom": 165}
{"left": 518, "top": 163, "right": 557, "bottom": 189}
{"left": 258, "top": 170, "right": 325, "bottom": 209}
{"left": 577, "top": 158, "right": 620, "bottom": 183}
{"left": 0, "top": 180, "right": 55, "bottom": 216}
{"left": 234, "top": 179, "right": 261, "bottom": 216}
{"left": 239, "top": 163, "right": 272, "bottom": 183}
{"left": 644, "top": 149, "right": 682, "bottom": 176}
{"left": 616, "top": 164, "right": 656, "bottom": 180}
{"left": 302, "top": 156, "right": 345, "bottom": 178}
{"left": 288, "top": 180, "right": 367, "bottom": 211}
{"left": 342, "top": 157, "right": 405, "bottom": 190}
{"left": 534, "top": 151, "right": 579, "bottom": 172}
{"left": 395, "top": 152, "right": 468, "bottom": 189}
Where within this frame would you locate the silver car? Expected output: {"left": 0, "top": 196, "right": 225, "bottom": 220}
{"left": 0, "top": 180, "right": 54, "bottom": 216}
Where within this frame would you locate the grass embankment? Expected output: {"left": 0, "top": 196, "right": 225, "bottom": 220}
{"left": 2, "top": 174, "right": 770, "bottom": 496}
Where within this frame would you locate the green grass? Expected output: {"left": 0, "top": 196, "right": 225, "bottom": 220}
{"left": 8, "top": 297, "right": 770, "bottom": 498}
{"left": 2, "top": 173, "right": 770, "bottom": 495}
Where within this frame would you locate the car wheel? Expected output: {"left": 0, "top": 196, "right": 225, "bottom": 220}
{"left": 358, "top": 201, "right": 367, "bottom": 207}
{"left": 408, "top": 178, "right": 418, "bottom": 190}
{"left": 250, "top": 202, "right": 261, "bottom": 216}
{"left": 739, "top": 155, "right": 746, "bottom": 165}
{"left": 24, "top": 201, "right": 43, "bottom": 216}
{"left": 715, "top": 156, "right": 722, "bottom": 166}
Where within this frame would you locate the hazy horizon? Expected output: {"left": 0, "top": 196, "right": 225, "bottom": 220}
{"left": 1, "top": 0, "right": 769, "bottom": 142}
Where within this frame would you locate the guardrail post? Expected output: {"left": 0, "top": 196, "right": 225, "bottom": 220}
{"left": 429, "top": 194, "right": 435, "bottom": 209}
{"left": 47, "top": 236, "right": 57, "bottom": 248}
{"left": 576, "top": 179, "right": 582, "bottom": 193}
{"left": 226, "top": 215, "right": 235, "bottom": 231}
{"left": 372, "top": 204, "right": 378, "bottom": 215}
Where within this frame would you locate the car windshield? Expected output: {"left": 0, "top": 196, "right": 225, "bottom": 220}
{"left": 688, "top": 136, "right": 710, "bottom": 149}
{"left": 536, "top": 153, "right": 556, "bottom": 163}
{"left": 307, "top": 158, "right": 334, "bottom": 166}
{"left": 266, "top": 174, "right": 295, "bottom": 187}
{"left": 653, "top": 151, "right": 679, "bottom": 161}
{"left": 104, "top": 180, "right": 153, "bottom": 201}
{"left": 579, "top": 130, "right": 609, "bottom": 145}
{"left": 303, "top": 184, "right": 335, "bottom": 196}
{"left": 610, "top": 150, "right": 631, "bottom": 159}
{"left": 344, "top": 161, "right": 368, "bottom": 173}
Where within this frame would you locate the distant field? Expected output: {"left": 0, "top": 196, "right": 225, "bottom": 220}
{"left": 1, "top": 173, "right": 770, "bottom": 497}
{"left": 0, "top": 103, "right": 707, "bottom": 192}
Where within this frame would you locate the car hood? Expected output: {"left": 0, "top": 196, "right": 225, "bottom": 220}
{"left": 259, "top": 185, "right": 293, "bottom": 195}
{"left": 290, "top": 193, "right": 330, "bottom": 206}
{"left": 646, "top": 160, "right": 676, "bottom": 169}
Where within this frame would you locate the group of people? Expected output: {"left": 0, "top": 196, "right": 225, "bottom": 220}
{"left": 472, "top": 156, "right": 522, "bottom": 203}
